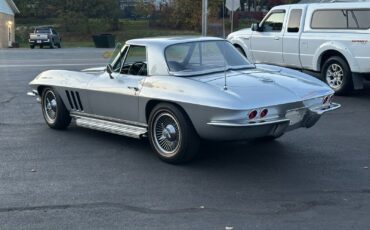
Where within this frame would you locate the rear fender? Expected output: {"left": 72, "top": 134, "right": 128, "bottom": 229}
{"left": 313, "top": 42, "right": 359, "bottom": 72}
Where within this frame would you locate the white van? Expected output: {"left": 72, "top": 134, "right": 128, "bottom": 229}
{"left": 228, "top": 2, "right": 370, "bottom": 94}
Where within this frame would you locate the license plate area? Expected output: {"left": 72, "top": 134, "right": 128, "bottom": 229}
{"left": 286, "top": 109, "right": 306, "bottom": 126}
{"left": 37, "top": 40, "right": 41, "bottom": 43}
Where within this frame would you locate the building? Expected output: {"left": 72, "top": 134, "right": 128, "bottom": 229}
{"left": 0, "top": 0, "right": 19, "bottom": 48}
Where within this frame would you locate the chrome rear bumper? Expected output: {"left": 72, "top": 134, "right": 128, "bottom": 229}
{"left": 309, "top": 102, "right": 341, "bottom": 115}
{"left": 27, "top": 90, "right": 41, "bottom": 103}
{"left": 207, "top": 102, "right": 341, "bottom": 128}
{"left": 204, "top": 102, "right": 341, "bottom": 140}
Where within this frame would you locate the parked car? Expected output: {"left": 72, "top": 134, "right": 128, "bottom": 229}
{"left": 27, "top": 37, "right": 340, "bottom": 163}
{"left": 29, "top": 26, "right": 62, "bottom": 49}
{"left": 228, "top": 2, "right": 370, "bottom": 95}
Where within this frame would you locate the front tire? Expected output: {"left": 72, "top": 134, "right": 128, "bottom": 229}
{"left": 41, "top": 88, "right": 71, "bottom": 129}
{"left": 148, "top": 103, "right": 200, "bottom": 164}
{"left": 322, "top": 56, "right": 353, "bottom": 95}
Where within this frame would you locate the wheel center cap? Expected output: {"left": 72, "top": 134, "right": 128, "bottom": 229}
{"left": 163, "top": 125, "right": 176, "bottom": 141}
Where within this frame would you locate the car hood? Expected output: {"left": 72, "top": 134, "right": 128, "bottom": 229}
{"left": 227, "top": 28, "right": 252, "bottom": 40}
{"left": 81, "top": 66, "right": 106, "bottom": 74}
{"left": 192, "top": 67, "right": 332, "bottom": 107}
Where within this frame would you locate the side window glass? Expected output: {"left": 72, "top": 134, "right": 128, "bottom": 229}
{"left": 262, "top": 12, "right": 286, "bottom": 32}
{"left": 287, "top": 9, "right": 302, "bottom": 33}
{"left": 121, "top": 46, "right": 147, "bottom": 76}
{"left": 311, "top": 10, "right": 347, "bottom": 29}
{"left": 348, "top": 10, "right": 370, "bottom": 29}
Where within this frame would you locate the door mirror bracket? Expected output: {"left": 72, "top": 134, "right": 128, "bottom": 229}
{"left": 106, "top": 64, "right": 114, "bottom": 79}
{"left": 251, "top": 23, "right": 262, "bottom": 32}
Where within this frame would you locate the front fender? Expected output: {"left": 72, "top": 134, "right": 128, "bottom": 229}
{"left": 313, "top": 41, "right": 359, "bottom": 72}
{"left": 29, "top": 70, "right": 93, "bottom": 91}
{"left": 228, "top": 29, "right": 254, "bottom": 62}
{"left": 229, "top": 37, "right": 254, "bottom": 61}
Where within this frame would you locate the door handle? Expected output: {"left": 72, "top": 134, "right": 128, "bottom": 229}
{"left": 274, "top": 36, "right": 280, "bottom": 40}
{"left": 128, "top": 86, "right": 139, "bottom": 91}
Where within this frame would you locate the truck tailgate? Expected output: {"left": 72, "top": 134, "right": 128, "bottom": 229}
{"left": 30, "top": 34, "right": 48, "bottom": 40}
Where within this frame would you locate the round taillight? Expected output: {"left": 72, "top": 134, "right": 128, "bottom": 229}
{"left": 248, "top": 110, "right": 258, "bottom": 120}
{"left": 260, "top": 108, "right": 268, "bottom": 118}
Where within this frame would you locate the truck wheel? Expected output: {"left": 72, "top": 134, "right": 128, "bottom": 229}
{"left": 322, "top": 56, "right": 353, "bottom": 95}
{"left": 40, "top": 45, "right": 44, "bottom": 49}
{"left": 148, "top": 103, "right": 200, "bottom": 164}
{"left": 30, "top": 45, "right": 35, "bottom": 49}
{"left": 41, "top": 88, "right": 71, "bottom": 129}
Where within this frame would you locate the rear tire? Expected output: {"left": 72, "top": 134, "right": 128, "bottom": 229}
{"left": 41, "top": 88, "right": 71, "bottom": 129}
{"left": 30, "top": 45, "right": 35, "bottom": 49}
{"left": 322, "top": 56, "right": 353, "bottom": 95}
{"left": 148, "top": 103, "right": 200, "bottom": 164}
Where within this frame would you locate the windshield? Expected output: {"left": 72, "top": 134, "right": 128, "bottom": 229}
{"left": 109, "top": 43, "right": 124, "bottom": 72}
{"left": 165, "top": 40, "right": 253, "bottom": 76}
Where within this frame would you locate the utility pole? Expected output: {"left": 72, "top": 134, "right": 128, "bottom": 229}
{"left": 202, "top": 0, "right": 208, "bottom": 36}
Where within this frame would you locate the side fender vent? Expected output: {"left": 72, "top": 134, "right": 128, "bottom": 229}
{"left": 65, "top": 90, "right": 84, "bottom": 111}
{"left": 76, "top": 92, "right": 84, "bottom": 111}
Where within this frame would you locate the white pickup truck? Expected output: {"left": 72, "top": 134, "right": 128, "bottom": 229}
{"left": 228, "top": 2, "right": 370, "bottom": 95}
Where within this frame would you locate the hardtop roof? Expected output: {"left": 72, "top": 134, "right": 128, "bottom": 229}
{"left": 126, "top": 36, "right": 225, "bottom": 47}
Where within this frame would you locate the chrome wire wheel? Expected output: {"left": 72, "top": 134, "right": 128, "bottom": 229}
{"left": 153, "top": 112, "right": 181, "bottom": 157}
{"left": 326, "top": 63, "right": 344, "bottom": 89}
{"left": 43, "top": 90, "right": 58, "bottom": 124}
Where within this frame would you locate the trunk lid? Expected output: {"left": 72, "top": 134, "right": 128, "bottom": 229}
{"left": 193, "top": 69, "right": 330, "bottom": 108}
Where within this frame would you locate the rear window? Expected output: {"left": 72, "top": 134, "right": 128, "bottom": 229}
{"left": 311, "top": 9, "right": 370, "bottom": 30}
{"left": 35, "top": 29, "right": 50, "bottom": 34}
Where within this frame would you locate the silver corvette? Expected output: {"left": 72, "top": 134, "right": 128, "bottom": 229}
{"left": 28, "top": 37, "right": 340, "bottom": 163}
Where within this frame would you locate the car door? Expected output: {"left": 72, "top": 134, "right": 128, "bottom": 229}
{"left": 250, "top": 10, "right": 287, "bottom": 65}
{"left": 87, "top": 45, "right": 147, "bottom": 122}
{"left": 283, "top": 6, "right": 305, "bottom": 68}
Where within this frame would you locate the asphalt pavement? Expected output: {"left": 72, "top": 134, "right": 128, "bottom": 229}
{"left": 0, "top": 48, "right": 370, "bottom": 230}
